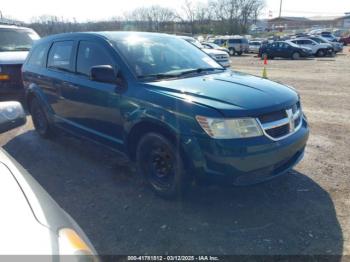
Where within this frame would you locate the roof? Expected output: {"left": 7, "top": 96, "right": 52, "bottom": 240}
{"left": 269, "top": 15, "right": 350, "bottom": 23}
{"left": 35, "top": 31, "right": 175, "bottom": 45}
{"left": 269, "top": 17, "right": 309, "bottom": 22}
{"left": 308, "top": 16, "right": 343, "bottom": 21}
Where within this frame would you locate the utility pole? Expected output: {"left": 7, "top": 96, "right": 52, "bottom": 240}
{"left": 0, "top": 10, "right": 3, "bottom": 20}
{"left": 279, "top": 0, "right": 283, "bottom": 17}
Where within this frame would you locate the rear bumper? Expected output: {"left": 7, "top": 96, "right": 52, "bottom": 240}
{"left": 181, "top": 118, "right": 309, "bottom": 186}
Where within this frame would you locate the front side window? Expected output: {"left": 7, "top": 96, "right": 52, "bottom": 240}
{"left": 0, "top": 29, "right": 40, "bottom": 52}
{"left": 48, "top": 41, "right": 74, "bottom": 72}
{"left": 76, "top": 41, "right": 114, "bottom": 77}
{"left": 113, "top": 35, "right": 222, "bottom": 78}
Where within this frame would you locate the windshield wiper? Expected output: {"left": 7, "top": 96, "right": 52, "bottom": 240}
{"left": 139, "top": 73, "right": 181, "bottom": 80}
{"left": 139, "top": 68, "right": 225, "bottom": 80}
{"left": 178, "top": 67, "right": 225, "bottom": 76}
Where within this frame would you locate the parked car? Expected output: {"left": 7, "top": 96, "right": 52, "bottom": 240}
{"left": 0, "top": 101, "right": 98, "bottom": 257}
{"left": 23, "top": 32, "right": 309, "bottom": 198}
{"left": 201, "top": 42, "right": 230, "bottom": 55}
{"left": 319, "top": 32, "right": 339, "bottom": 42}
{"left": 340, "top": 35, "right": 350, "bottom": 46}
{"left": 309, "top": 35, "right": 343, "bottom": 53}
{"left": 248, "top": 40, "right": 262, "bottom": 54}
{"left": 259, "top": 41, "right": 313, "bottom": 60}
{"left": 211, "top": 36, "right": 249, "bottom": 56}
{"left": 180, "top": 36, "right": 230, "bottom": 68}
{"left": 290, "top": 38, "right": 334, "bottom": 57}
{"left": 0, "top": 25, "right": 40, "bottom": 100}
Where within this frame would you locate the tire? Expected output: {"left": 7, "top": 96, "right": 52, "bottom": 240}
{"left": 136, "top": 133, "right": 190, "bottom": 199}
{"left": 316, "top": 49, "right": 326, "bottom": 57}
{"left": 229, "top": 48, "right": 235, "bottom": 56}
{"left": 30, "top": 98, "right": 53, "bottom": 138}
{"left": 291, "top": 52, "right": 300, "bottom": 60}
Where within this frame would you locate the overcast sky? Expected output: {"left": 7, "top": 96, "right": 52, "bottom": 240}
{"left": 1, "top": 0, "right": 349, "bottom": 22}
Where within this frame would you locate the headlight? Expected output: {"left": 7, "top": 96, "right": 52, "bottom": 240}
{"left": 59, "top": 228, "right": 97, "bottom": 261}
{"left": 196, "top": 116, "right": 263, "bottom": 139}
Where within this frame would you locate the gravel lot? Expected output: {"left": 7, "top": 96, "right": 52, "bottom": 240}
{"left": 1, "top": 47, "right": 349, "bottom": 257}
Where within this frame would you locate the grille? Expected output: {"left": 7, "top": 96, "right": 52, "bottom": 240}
{"left": 258, "top": 103, "right": 302, "bottom": 140}
{"left": 258, "top": 110, "right": 287, "bottom": 124}
{"left": 215, "top": 55, "right": 229, "bottom": 61}
{"left": 266, "top": 124, "right": 290, "bottom": 138}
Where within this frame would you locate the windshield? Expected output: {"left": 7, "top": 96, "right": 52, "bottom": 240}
{"left": 113, "top": 35, "right": 223, "bottom": 79}
{"left": 0, "top": 29, "right": 40, "bottom": 52}
{"left": 286, "top": 41, "right": 300, "bottom": 48}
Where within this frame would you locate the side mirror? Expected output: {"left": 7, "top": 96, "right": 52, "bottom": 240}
{"left": 0, "top": 101, "right": 26, "bottom": 134}
{"left": 90, "top": 65, "right": 117, "bottom": 84}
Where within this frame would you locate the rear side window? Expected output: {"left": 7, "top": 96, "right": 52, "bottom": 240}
{"left": 48, "top": 41, "right": 74, "bottom": 72}
{"left": 27, "top": 43, "right": 47, "bottom": 67}
{"left": 76, "top": 41, "right": 113, "bottom": 77}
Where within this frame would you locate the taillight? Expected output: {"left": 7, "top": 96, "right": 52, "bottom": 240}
{"left": 0, "top": 74, "right": 10, "bottom": 81}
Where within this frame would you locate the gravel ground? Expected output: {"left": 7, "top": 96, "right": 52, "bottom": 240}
{"left": 0, "top": 47, "right": 349, "bottom": 257}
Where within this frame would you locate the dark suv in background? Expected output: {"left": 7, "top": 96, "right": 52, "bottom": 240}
{"left": 0, "top": 25, "right": 40, "bottom": 100}
{"left": 22, "top": 32, "right": 309, "bottom": 198}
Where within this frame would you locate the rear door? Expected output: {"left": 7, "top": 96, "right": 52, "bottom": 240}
{"left": 45, "top": 40, "right": 77, "bottom": 120}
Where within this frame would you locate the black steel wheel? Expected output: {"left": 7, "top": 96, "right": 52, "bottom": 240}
{"left": 136, "top": 133, "right": 190, "bottom": 199}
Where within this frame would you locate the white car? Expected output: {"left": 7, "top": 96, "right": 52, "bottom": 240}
{"left": 291, "top": 38, "right": 334, "bottom": 57}
{"left": 0, "top": 101, "right": 98, "bottom": 259}
{"left": 248, "top": 41, "right": 262, "bottom": 54}
{"left": 179, "top": 36, "right": 231, "bottom": 68}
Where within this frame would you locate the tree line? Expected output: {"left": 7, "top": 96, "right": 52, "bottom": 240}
{"left": 28, "top": 0, "right": 265, "bottom": 36}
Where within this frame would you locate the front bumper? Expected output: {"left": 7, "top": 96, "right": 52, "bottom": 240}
{"left": 182, "top": 118, "right": 309, "bottom": 186}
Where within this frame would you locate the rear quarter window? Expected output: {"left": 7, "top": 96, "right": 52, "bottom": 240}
{"left": 27, "top": 43, "right": 48, "bottom": 67}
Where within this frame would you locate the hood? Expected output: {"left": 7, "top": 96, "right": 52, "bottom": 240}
{"left": 0, "top": 51, "right": 29, "bottom": 65}
{"left": 146, "top": 71, "right": 298, "bottom": 117}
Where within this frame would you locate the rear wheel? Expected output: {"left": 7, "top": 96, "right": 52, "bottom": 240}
{"left": 229, "top": 48, "right": 236, "bottom": 56}
{"left": 30, "top": 98, "right": 53, "bottom": 138}
{"left": 291, "top": 52, "right": 300, "bottom": 60}
{"left": 136, "top": 133, "right": 190, "bottom": 199}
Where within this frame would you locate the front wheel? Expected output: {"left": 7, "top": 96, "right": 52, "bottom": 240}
{"left": 229, "top": 48, "right": 236, "bottom": 56}
{"left": 136, "top": 133, "right": 190, "bottom": 199}
{"left": 316, "top": 49, "right": 326, "bottom": 57}
{"left": 291, "top": 52, "right": 300, "bottom": 60}
{"left": 30, "top": 98, "right": 53, "bottom": 138}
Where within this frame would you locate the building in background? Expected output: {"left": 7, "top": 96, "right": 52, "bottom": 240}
{"left": 267, "top": 13, "right": 350, "bottom": 31}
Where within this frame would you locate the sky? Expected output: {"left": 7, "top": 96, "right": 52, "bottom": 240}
{"left": 0, "top": 0, "right": 349, "bottom": 22}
